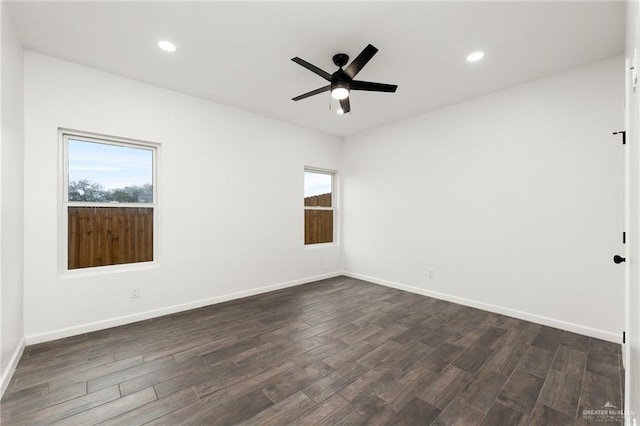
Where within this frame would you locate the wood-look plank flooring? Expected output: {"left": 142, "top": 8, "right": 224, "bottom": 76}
{"left": 1, "top": 276, "right": 624, "bottom": 425}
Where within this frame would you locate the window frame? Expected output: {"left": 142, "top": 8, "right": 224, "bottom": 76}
{"left": 303, "top": 167, "right": 337, "bottom": 247}
{"left": 59, "top": 129, "right": 161, "bottom": 276}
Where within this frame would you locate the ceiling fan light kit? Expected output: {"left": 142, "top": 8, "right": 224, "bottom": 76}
{"left": 331, "top": 86, "right": 349, "bottom": 100}
{"left": 291, "top": 44, "right": 398, "bottom": 115}
{"left": 329, "top": 97, "right": 347, "bottom": 115}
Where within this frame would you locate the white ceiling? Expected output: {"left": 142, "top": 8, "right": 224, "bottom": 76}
{"left": 7, "top": 1, "right": 625, "bottom": 137}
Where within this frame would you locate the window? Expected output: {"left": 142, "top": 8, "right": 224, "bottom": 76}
{"left": 304, "top": 168, "right": 335, "bottom": 245}
{"left": 62, "top": 131, "right": 158, "bottom": 270}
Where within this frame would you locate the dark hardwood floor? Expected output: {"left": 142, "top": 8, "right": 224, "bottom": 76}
{"left": 1, "top": 276, "right": 624, "bottom": 425}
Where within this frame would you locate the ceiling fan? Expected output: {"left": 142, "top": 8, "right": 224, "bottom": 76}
{"left": 291, "top": 44, "right": 398, "bottom": 114}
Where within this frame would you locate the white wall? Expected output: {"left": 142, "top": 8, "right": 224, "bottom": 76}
{"left": 0, "top": 1, "right": 25, "bottom": 394}
{"left": 342, "top": 57, "right": 624, "bottom": 342}
{"left": 625, "top": 0, "right": 639, "bottom": 422}
{"left": 23, "top": 52, "right": 342, "bottom": 342}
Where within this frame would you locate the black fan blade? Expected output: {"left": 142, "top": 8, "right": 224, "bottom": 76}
{"left": 350, "top": 80, "right": 398, "bottom": 93}
{"left": 339, "top": 97, "right": 350, "bottom": 114}
{"left": 344, "top": 44, "right": 378, "bottom": 79}
{"left": 292, "top": 85, "right": 331, "bottom": 101}
{"left": 291, "top": 57, "right": 332, "bottom": 81}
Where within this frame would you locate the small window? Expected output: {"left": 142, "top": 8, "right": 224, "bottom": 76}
{"left": 304, "top": 169, "right": 335, "bottom": 245}
{"left": 63, "top": 132, "right": 157, "bottom": 270}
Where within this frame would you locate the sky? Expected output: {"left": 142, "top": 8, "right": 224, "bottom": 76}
{"left": 68, "top": 139, "right": 153, "bottom": 190}
{"left": 69, "top": 140, "right": 329, "bottom": 198}
{"left": 304, "top": 171, "right": 332, "bottom": 197}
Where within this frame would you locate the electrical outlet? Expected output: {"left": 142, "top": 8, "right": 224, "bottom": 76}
{"left": 428, "top": 269, "right": 435, "bottom": 279}
{"left": 131, "top": 286, "right": 140, "bottom": 299}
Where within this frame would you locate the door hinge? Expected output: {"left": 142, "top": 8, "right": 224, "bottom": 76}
{"left": 623, "top": 232, "right": 626, "bottom": 244}
{"left": 613, "top": 130, "right": 626, "bottom": 145}
{"left": 631, "top": 48, "right": 637, "bottom": 93}
{"left": 623, "top": 331, "right": 626, "bottom": 344}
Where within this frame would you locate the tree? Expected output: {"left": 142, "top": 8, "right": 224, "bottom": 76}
{"left": 68, "top": 180, "right": 153, "bottom": 203}
{"left": 68, "top": 179, "right": 106, "bottom": 202}
{"left": 108, "top": 184, "right": 153, "bottom": 203}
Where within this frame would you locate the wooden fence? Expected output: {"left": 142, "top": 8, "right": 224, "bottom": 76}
{"left": 304, "top": 193, "right": 332, "bottom": 207}
{"left": 68, "top": 207, "right": 153, "bottom": 269}
{"left": 304, "top": 193, "right": 333, "bottom": 244}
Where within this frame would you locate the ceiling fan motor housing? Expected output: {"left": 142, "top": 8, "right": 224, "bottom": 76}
{"left": 331, "top": 72, "right": 351, "bottom": 94}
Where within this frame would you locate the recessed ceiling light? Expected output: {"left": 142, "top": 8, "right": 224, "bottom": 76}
{"left": 336, "top": 108, "right": 344, "bottom": 115}
{"left": 158, "top": 40, "right": 177, "bottom": 53}
{"left": 466, "top": 51, "right": 484, "bottom": 62}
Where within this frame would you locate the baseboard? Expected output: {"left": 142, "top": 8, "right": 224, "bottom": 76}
{"left": 24, "top": 270, "right": 620, "bottom": 346}
{"left": 25, "top": 271, "right": 344, "bottom": 346}
{"left": 1, "top": 338, "right": 25, "bottom": 397}
{"left": 344, "top": 272, "right": 621, "bottom": 343}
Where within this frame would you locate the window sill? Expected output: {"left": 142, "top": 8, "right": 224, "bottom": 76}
{"left": 304, "top": 242, "right": 338, "bottom": 249}
{"left": 60, "top": 261, "right": 160, "bottom": 279}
